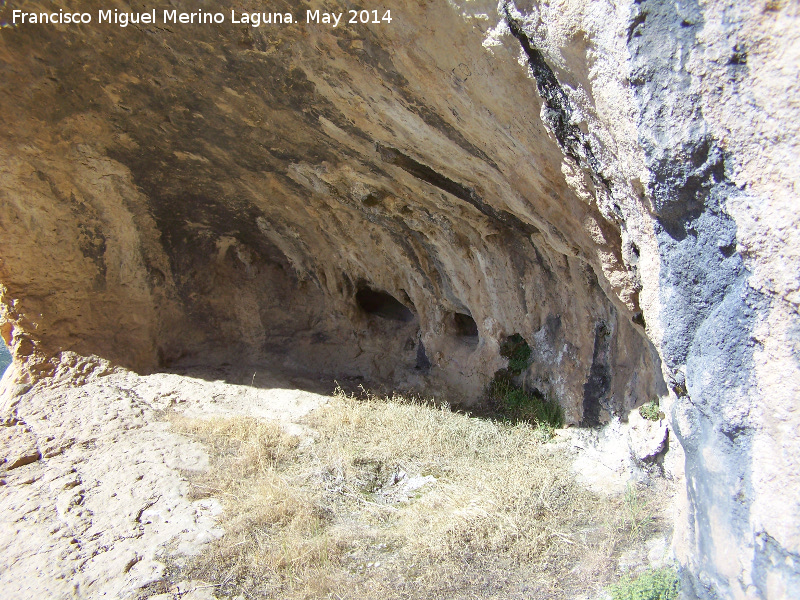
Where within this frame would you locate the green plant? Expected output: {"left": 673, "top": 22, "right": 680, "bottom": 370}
{"left": 608, "top": 566, "right": 681, "bottom": 600}
{"left": 532, "top": 421, "right": 557, "bottom": 443}
{"left": 499, "top": 333, "right": 531, "bottom": 375}
{"left": 638, "top": 400, "right": 662, "bottom": 422}
{"left": 623, "top": 483, "right": 653, "bottom": 540}
{"left": 487, "top": 376, "right": 563, "bottom": 432}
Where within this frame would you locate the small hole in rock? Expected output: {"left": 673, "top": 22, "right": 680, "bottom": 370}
{"left": 453, "top": 313, "right": 479, "bottom": 339}
{"left": 720, "top": 242, "right": 736, "bottom": 258}
{"left": 356, "top": 288, "right": 415, "bottom": 322}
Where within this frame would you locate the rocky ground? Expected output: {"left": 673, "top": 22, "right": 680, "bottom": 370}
{"left": 0, "top": 353, "right": 330, "bottom": 598}
{"left": 0, "top": 354, "right": 678, "bottom": 599}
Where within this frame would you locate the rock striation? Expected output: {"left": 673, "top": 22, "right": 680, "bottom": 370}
{"left": 0, "top": 0, "right": 665, "bottom": 421}
{"left": 0, "top": 1, "right": 797, "bottom": 597}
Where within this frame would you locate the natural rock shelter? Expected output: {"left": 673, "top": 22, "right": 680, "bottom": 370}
{"left": 1, "top": 1, "right": 797, "bottom": 599}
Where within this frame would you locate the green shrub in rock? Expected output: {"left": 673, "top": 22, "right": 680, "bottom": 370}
{"left": 487, "top": 376, "right": 563, "bottom": 431}
{"left": 608, "top": 567, "right": 681, "bottom": 600}
{"left": 638, "top": 400, "right": 662, "bottom": 422}
{"left": 499, "top": 333, "right": 532, "bottom": 375}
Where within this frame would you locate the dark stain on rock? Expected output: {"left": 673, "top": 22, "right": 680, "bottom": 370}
{"left": 76, "top": 223, "right": 108, "bottom": 288}
{"left": 581, "top": 321, "right": 612, "bottom": 427}
{"left": 503, "top": 3, "right": 612, "bottom": 192}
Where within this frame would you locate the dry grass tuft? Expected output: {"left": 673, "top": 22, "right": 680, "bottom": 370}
{"left": 167, "top": 389, "right": 670, "bottom": 599}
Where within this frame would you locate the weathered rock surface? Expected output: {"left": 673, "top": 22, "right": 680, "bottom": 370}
{"left": 0, "top": 358, "right": 214, "bottom": 599}
{"left": 564, "top": 412, "right": 677, "bottom": 497}
{"left": 0, "top": 1, "right": 797, "bottom": 597}
{"left": 627, "top": 411, "right": 669, "bottom": 465}
{"left": 0, "top": 354, "right": 330, "bottom": 599}
{"left": 0, "top": 0, "right": 663, "bottom": 421}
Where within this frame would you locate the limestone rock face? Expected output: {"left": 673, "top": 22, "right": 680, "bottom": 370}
{"left": 0, "top": 0, "right": 797, "bottom": 597}
{"left": 627, "top": 411, "right": 669, "bottom": 466}
{"left": 0, "top": 0, "right": 667, "bottom": 422}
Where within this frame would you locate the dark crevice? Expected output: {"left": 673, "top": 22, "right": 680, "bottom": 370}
{"left": 722, "top": 424, "right": 748, "bottom": 443}
{"left": 729, "top": 44, "right": 747, "bottom": 66}
{"left": 355, "top": 287, "right": 415, "bottom": 322}
{"left": 581, "top": 321, "right": 612, "bottom": 426}
{"left": 415, "top": 339, "right": 431, "bottom": 371}
{"left": 502, "top": 2, "right": 612, "bottom": 192}
{"left": 377, "top": 143, "right": 475, "bottom": 204}
{"left": 627, "top": 11, "right": 648, "bottom": 43}
{"left": 720, "top": 242, "right": 736, "bottom": 258}
{"left": 453, "top": 312, "right": 479, "bottom": 338}
{"left": 376, "top": 143, "right": 539, "bottom": 237}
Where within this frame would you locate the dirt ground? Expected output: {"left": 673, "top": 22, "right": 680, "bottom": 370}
{"left": 0, "top": 354, "right": 677, "bottom": 600}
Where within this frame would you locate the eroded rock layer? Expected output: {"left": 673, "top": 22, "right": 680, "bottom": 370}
{"left": 0, "top": 1, "right": 798, "bottom": 598}
{"left": 0, "top": 0, "right": 662, "bottom": 419}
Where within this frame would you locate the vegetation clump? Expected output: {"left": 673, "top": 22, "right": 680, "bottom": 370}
{"left": 608, "top": 566, "right": 681, "bottom": 600}
{"left": 166, "top": 388, "right": 669, "bottom": 599}
{"left": 623, "top": 483, "right": 654, "bottom": 541}
{"left": 487, "top": 373, "right": 564, "bottom": 432}
{"left": 499, "top": 333, "right": 532, "bottom": 374}
{"left": 488, "top": 334, "right": 563, "bottom": 435}
{"left": 639, "top": 400, "right": 663, "bottom": 422}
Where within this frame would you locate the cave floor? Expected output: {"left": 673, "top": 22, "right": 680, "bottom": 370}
{"left": 0, "top": 354, "right": 676, "bottom": 600}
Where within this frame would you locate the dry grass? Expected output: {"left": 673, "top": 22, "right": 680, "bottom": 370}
{"left": 166, "top": 389, "right": 669, "bottom": 599}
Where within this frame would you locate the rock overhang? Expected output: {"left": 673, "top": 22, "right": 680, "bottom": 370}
{"left": 0, "top": 0, "right": 661, "bottom": 422}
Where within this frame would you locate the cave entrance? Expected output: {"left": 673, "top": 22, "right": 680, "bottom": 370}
{"left": 356, "top": 287, "right": 415, "bottom": 322}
